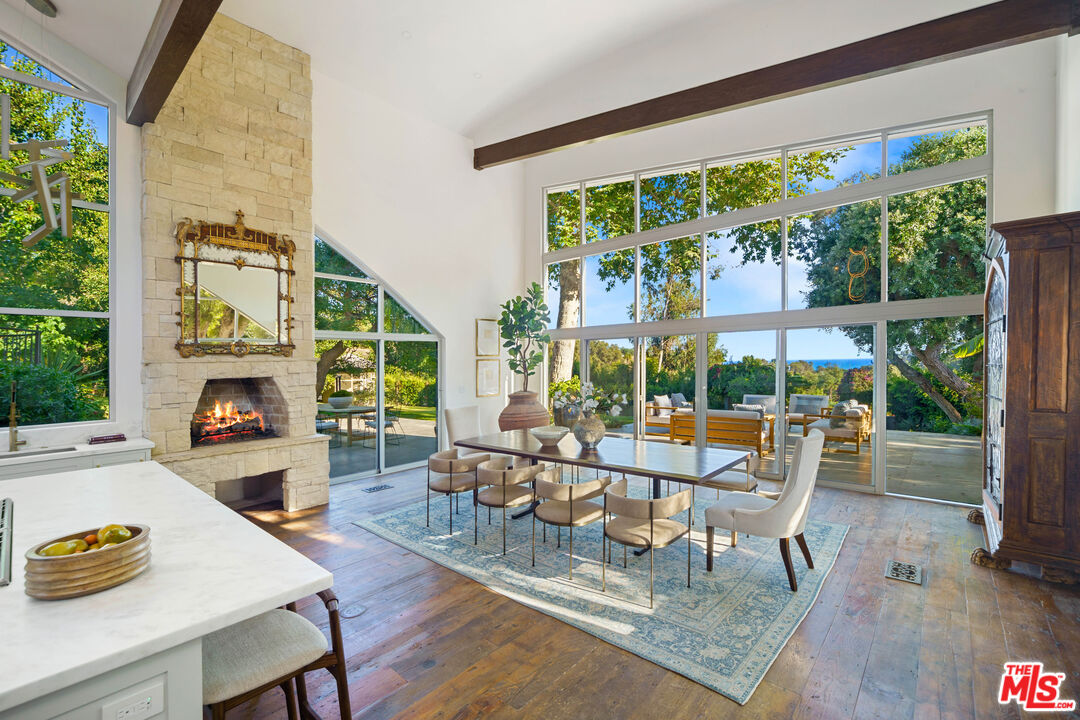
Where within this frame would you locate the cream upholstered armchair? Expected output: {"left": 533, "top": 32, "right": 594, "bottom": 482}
{"left": 532, "top": 469, "right": 613, "bottom": 579}
{"left": 704, "top": 430, "right": 824, "bottom": 591}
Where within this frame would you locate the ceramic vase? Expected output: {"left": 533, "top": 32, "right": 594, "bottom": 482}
{"left": 497, "top": 391, "right": 550, "bottom": 431}
{"left": 572, "top": 412, "right": 606, "bottom": 450}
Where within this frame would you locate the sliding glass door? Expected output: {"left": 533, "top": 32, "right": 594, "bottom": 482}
{"left": 784, "top": 326, "right": 874, "bottom": 488}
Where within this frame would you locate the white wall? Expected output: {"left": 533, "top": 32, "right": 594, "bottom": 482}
{"left": 521, "top": 39, "right": 1061, "bottom": 284}
{"left": 0, "top": 3, "right": 143, "bottom": 448}
{"left": 311, "top": 71, "right": 525, "bottom": 439}
{"left": 1057, "top": 34, "right": 1080, "bottom": 213}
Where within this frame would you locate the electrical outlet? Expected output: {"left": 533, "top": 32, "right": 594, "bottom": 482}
{"left": 100, "top": 678, "right": 164, "bottom": 720}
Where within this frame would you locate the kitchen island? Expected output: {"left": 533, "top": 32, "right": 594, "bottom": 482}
{"left": 0, "top": 461, "right": 332, "bottom": 719}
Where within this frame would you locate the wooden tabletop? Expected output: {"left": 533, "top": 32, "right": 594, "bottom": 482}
{"left": 454, "top": 430, "right": 750, "bottom": 485}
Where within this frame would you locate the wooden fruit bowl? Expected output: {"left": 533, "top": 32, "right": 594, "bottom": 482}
{"left": 24, "top": 524, "right": 150, "bottom": 600}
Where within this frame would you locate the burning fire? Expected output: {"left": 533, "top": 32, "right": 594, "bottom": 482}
{"left": 194, "top": 400, "right": 264, "bottom": 434}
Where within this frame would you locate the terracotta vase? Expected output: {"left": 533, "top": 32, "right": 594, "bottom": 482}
{"left": 498, "top": 391, "right": 550, "bottom": 431}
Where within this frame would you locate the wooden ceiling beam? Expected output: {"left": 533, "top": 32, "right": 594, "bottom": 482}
{"left": 126, "top": 0, "right": 223, "bottom": 126}
{"left": 473, "top": 0, "right": 1080, "bottom": 169}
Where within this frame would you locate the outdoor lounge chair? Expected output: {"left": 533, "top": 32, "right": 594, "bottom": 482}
{"left": 803, "top": 401, "right": 872, "bottom": 454}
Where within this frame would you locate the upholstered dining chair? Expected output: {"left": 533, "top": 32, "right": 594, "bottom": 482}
{"left": 202, "top": 589, "right": 350, "bottom": 720}
{"left": 427, "top": 448, "right": 489, "bottom": 534}
{"left": 602, "top": 480, "right": 693, "bottom": 608}
{"left": 704, "top": 430, "right": 825, "bottom": 591}
{"left": 475, "top": 456, "right": 546, "bottom": 552}
{"left": 532, "top": 469, "right": 613, "bottom": 579}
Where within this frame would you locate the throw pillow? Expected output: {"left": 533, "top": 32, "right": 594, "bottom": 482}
{"left": 671, "top": 392, "right": 692, "bottom": 408}
{"left": 732, "top": 403, "right": 766, "bottom": 418}
{"left": 654, "top": 395, "right": 673, "bottom": 417}
{"left": 790, "top": 399, "right": 821, "bottom": 416}
{"left": 829, "top": 400, "right": 854, "bottom": 428}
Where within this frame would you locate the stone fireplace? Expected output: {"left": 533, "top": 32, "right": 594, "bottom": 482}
{"left": 139, "top": 15, "right": 329, "bottom": 511}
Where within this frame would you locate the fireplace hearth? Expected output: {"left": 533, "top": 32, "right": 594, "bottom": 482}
{"left": 189, "top": 378, "right": 287, "bottom": 449}
{"left": 191, "top": 400, "right": 276, "bottom": 446}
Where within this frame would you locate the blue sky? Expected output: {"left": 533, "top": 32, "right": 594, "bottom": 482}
{"left": 2, "top": 46, "right": 109, "bottom": 146}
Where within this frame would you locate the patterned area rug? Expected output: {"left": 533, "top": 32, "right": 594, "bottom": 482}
{"left": 355, "top": 487, "right": 847, "bottom": 704}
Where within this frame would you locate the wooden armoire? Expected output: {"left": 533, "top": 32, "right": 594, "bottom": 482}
{"left": 973, "top": 210, "right": 1080, "bottom": 579}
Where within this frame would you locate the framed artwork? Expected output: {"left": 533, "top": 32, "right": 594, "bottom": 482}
{"left": 476, "top": 318, "right": 500, "bottom": 357}
{"left": 476, "top": 359, "right": 500, "bottom": 397}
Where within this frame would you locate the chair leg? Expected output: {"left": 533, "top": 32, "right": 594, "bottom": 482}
{"left": 332, "top": 661, "right": 352, "bottom": 720}
{"left": 780, "top": 537, "right": 797, "bottom": 591}
{"left": 706, "top": 526, "right": 714, "bottom": 572}
{"left": 281, "top": 679, "right": 298, "bottom": 720}
{"left": 731, "top": 530, "right": 737, "bottom": 547}
{"left": 601, "top": 535, "right": 606, "bottom": 591}
{"left": 426, "top": 468, "right": 430, "bottom": 527}
{"left": 296, "top": 670, "right": 317, "bottom": 719}
{"left": 624, "top": 545, "right": 627, "bottom": 568}
{"left": 557, "top": 526, "right": 561, "bottom": 549}
{"left": 795, "top": 532, "right": 814, "bottom": 569}
{"left": 531, "top": 511, "right": 536, "bottom": 567}
{"left": 568, "top": 525, "right": 573, "bottom": 580}
{"left": 210, "top": 702, "right": 226, "bottom": 720}
{"left": 502, "top": 504, "right": 507, "bottom": 555}
{"left": 649, "top": 544, "right": 654, "bottom": 609}
{"left": 448, "top": 489, "right": 453, "bottom": 535}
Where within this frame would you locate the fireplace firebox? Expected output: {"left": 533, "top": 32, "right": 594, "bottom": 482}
{"left": 190, "top": 378, "right": 286, "bottom": 448}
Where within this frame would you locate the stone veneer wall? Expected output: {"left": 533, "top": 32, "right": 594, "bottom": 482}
{"left": 140, "top": 14, "right": 328, "bottom": 510}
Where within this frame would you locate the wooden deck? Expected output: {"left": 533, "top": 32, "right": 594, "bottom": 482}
{"left": 232, "top": 469, "right": 1080, "bottom": 720}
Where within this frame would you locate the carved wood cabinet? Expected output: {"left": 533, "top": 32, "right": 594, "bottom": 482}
{"left": 976, "top": 211, "right": 1080, "bottom": 576}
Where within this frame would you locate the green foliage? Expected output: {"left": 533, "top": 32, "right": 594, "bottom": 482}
{"left": 499, "top": 282, "right": 551, "bottom": 392}
{"left": 707, "top": 355, "right": 777, "bottom": 409}
{"left": 383, "top": 367, "right": 436, "bottom": 408}
{"left": 329, "top": 389, "right": 352, "bottom": 398}
{"left": 0, "top": 361, "right": 103, "bottom": 425}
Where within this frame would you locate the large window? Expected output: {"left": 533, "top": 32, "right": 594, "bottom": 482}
{"left": 545, "top": 116, "right": 989, "bottom": 500}
{"left": 0, "top": 43, "right": 112, "bottom": 426}
{"left": 314, "top": 236, "right": 440, "bottom": 480}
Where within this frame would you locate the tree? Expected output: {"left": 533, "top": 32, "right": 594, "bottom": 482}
{"left": 789, "top": 129, "right": 987, "bottom": 422}
{"left": 547, "top": 151, "right": 845, "bottom": 380}
{"left": 0, "top": 44, "right": 110, "bottom": 420}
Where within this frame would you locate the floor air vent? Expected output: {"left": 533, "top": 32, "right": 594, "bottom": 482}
{"left": 885, "top": 559, "right": 923, "bottom": 585}
{"left": 362, "top": 484, "right": 393, "bottom": 494}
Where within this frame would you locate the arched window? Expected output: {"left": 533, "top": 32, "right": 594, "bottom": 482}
{"left": 314, "top": 233, "right": 441, "bottom": 480}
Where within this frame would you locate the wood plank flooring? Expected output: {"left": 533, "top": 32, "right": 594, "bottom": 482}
{"left": 226, "top": 468, "right": 1080, "bottom": 719}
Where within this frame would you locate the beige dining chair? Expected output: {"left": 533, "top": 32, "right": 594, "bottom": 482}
{"left": 426, "top": 448, "right": 489, "bottom": 534}
{"left": 475, "top": 456, "right": 546, "bottom": 553}
{"left": 532, "top": 469, "right": 613, "bottom": 579}
{"left": 704, "top": 430, "right": 825, "bottom": 591}
{"left": 602, "top": 480, "right": 693, "bottom": 608}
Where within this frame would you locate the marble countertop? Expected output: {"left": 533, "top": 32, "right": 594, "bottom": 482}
{"left": 0, "top": 437, "right": 154, "bottom": 469}
{"left": 0, "top": 461, "right": 332, "bottom": 712}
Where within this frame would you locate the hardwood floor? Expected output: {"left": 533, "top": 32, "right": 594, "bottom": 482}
{"left": 230, "top": 469, "right": 1080, "bottom": 720}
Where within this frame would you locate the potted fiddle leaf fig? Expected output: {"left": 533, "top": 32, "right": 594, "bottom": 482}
{"left": 496, "top": 281, "right": 552, "bottom": 430}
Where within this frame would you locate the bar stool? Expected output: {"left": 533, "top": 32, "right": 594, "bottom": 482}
{"left": 202, "top": 590, "right": 351, "bottom": 719}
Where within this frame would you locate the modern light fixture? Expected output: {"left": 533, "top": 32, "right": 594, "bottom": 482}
{"left": 25, "top": 0, "right": 57, "bottom": 18}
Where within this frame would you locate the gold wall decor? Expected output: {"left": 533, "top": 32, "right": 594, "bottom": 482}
{"left": 847, "top": 247, "right": 869, "bottom": 303}
{"left": 175, "top": 210, "right": 296, "bottom": 358}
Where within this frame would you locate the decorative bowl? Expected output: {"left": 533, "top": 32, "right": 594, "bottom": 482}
{"left": 328, "top": 396, "right": 352, "bottom": 409}
{"left": 530, "top": 425, "right": 569, "bottom": 446}
{"left": 24, "top": 524, "right": 150, "bottom": 600}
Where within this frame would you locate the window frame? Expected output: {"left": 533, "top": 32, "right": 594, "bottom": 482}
{"left": 313, "top": 229, "right": 445, "bottom": 479}
{"left": 0, "top": 37, "right": 117, "bottom": 433}
{"left": 539, "top": 112, "right": 992, "bottom": 500}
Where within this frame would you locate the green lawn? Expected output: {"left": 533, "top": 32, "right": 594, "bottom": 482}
{"left": 391, "top": 405, "right": 437, "bottom": 422}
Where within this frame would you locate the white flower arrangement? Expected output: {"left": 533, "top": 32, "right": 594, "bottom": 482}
{"left": 551, "top": 381, "right": 628, "bottom": 417}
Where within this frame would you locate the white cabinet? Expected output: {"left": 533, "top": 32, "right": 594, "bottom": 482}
{"left": 0, "top": 439, "right": 154, "bottom": 481}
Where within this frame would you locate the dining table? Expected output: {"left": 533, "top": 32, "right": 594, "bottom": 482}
{"left": 316, "top": 403, "right": 376, "bottom": 446}
{"left": 454, "top": 430, "right": 751, "bottom": 505}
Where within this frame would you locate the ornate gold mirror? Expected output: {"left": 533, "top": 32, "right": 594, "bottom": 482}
{"left": 175, "top": 210, "right": 295, "bottom": 357}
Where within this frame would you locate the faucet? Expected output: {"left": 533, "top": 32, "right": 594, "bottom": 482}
{"left": 8, "top": 380, "right": 25, "bottom": 453}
